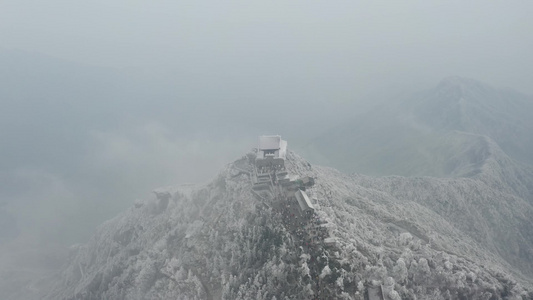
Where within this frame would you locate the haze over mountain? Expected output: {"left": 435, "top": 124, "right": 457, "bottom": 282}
{"left": 305, "top": 77, "right": 533, "bottom": 178}
{"left": 3, "top": 58, "right": 533, "bottom": 299}
{"left": 2, "top": 1, "right": 533, "bottom": 299}
{"left": 0, "top": 49, "right": 376, "bottom": 299}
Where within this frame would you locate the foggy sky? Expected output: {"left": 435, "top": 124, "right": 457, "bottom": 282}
{"left": 2, "top": 1, "right": 532, "bottom": 94}
{"left": 1, "top": 1, "right": 533, "bottom": 245}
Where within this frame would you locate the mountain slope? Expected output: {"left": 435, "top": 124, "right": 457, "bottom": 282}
{"left": 412, "top": 77, "right": 533, "bottom": 165}
{"left": 304, "top": 77, "right": 533, "bottom": 178}
{"left": 46, "top": 151, "right": 533, "bottom": 299}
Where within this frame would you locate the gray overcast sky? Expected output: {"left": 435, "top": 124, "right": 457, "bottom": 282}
{"left": 1, "top": 0, "right": 532, "bottom": 95}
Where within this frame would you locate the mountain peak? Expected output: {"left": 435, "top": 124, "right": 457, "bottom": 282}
{"left": 438, "top": 75, "right": 478, "bottom": 86}
{"left": 434, "top": 76, "right": 489, "bottom": 100}
{"left": 45, "top": 137, "right": 533, "bottom": 299}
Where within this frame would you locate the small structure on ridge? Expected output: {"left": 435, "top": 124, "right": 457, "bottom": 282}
{"left": 295, "top": 189, "right": 315, "bottom": 214}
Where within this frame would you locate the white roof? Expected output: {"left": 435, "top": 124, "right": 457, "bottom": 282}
{"left": 324, "top": 237, "right": 337, "bottom": 244}
{"left": 295, "top": 189, "right": 315, "bottom": 212}
{"left": 258, "top": 135, "right": 281, "bottom": 150}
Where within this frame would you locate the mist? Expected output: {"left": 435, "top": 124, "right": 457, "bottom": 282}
{"left": 1, "top": 1, "right": 533, "bottom": 298}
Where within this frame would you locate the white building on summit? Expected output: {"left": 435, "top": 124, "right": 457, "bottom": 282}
{"left": 256, "top": 135, "right": 287, "bottom": 169}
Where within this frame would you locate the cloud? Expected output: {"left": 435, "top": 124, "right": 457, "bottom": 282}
{"left": 88, "top": 120, "right": 254, "bottom": 185}
{"left": 2, "top": 168, "right": 79, "bottom": 242}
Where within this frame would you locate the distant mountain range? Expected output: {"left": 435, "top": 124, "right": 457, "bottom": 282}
{"left": 304, "top": 76, "right": 533, "bottom": 178}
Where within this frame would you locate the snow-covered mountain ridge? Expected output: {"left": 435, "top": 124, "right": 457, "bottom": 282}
{"left": 306, "top": 77, "right": 533, "bottom": 178}
{"left": 47, "top": 151, "right": 533, "bottom": 299}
